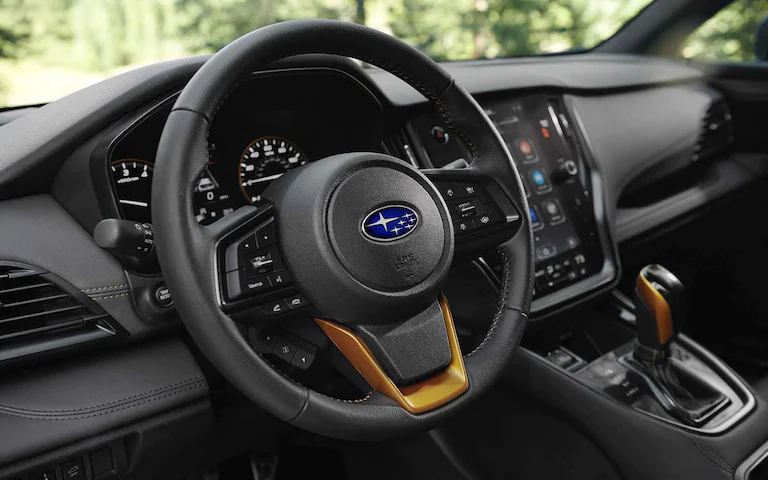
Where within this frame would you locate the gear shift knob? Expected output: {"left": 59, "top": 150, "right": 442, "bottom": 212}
{"left": 634, "top": 264, "right": 687, "bottom": 352}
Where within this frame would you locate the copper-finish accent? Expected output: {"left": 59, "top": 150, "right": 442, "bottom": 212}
{"left": 315, "top": 296, "right": 468, "bottom": 414}
{"left": 637, "top": 274, "right": 673, "bottom": 345}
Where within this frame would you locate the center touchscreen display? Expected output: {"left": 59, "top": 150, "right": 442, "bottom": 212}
{"left": 484, "top": 95, "right": 582, "bottom": 264}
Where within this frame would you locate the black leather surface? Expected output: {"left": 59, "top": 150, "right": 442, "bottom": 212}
{"left": 506, "top": 348, "right": 768, "bottom": 480}
{"left": 0, "top": 337, "right": 208, "bottom": 465}
{"left": 153, "top": 19, "right": 533, "bottom": 439}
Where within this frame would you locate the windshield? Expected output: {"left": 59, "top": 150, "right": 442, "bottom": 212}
{"left": 0, "top": 0, "right": 652, "bottom": 109}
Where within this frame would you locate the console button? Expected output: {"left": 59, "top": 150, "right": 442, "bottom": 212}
{"left": 285, "top": 294, "right": 308, "bottom": 310}
{"left": 267, "top": 271, "right": 291, "bottom": 288}
{"left": 30, "top": 468, "right": 57, "bottom": 480}
{"left": 61, "top": 458, "right": 85, "bottom": 479}
{"left": 90, "top": 448, "right": 115, "bottom": 477}
{"left": 272, "top": 340, "right": 297, "bottom": 363}
{"left": 255, "top": 218, "right": 277, "bottom": 248}
{"left": 291, "top": 347, "right": 317, "bottom": 370}
{"left": 259, "top": 300, "right": 289, "bottom": 317}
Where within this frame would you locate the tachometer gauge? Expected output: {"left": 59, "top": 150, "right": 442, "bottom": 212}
{"left": 111, "top": 158, "right": 153, "bottom": 223}
{"left": 239, "top": 136, "right": 308, "bottom": 203}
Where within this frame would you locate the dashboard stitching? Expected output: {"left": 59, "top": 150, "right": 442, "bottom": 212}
{"left": 80, "top": 284, "right": 128, "bottom": 292}
{"left": 466, "top": 250, "right": 510, "bottom": 357}
{"left": 0, "top": 375, "right": 206, "bottom": 415}
{"left": 91, "top": 293, "right": 130, "bottom": 301}
{"left": 0, "top": 383, "right": 208, "bottom": 421}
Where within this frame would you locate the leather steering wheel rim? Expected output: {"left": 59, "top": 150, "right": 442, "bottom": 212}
{"left": 153, "top": 19, "right": 534, "bottom": 440}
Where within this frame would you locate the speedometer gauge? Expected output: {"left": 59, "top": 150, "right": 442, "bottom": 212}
{"left": 111, "top": 158, "right": 153, "bottom": 223}
{"left": 239, "top": 136, "right": 308, "bottom": 203}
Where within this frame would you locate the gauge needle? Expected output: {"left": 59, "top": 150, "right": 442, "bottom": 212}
{"left": 120, "top": 199, "right": 149, "bottom": 207}
{"left": 245, "top": 173, "right": 283, "bottom": 185}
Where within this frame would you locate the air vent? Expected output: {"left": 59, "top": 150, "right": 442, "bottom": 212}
{"left": 0, "top": 263, "right": 117, "bottom": 362}
{"left": 692, "top": 99, "right": 734, "bottom": 163}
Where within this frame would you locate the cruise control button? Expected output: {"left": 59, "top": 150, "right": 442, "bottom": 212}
{"left": 268, "top": 271, "right": 291, "bottom": 287}
{"left": 272, "top": 340, "right": 297, "bottom": 363}
{"left": 259, "top": 300, "right": 289, "bottom": 317}
{"left": 255, "top": 218, "right": 277, "bottom": 248}
{"left": 291, "top": 347, "right": 317, "bottom": 370}
{"left": 286, "top": 294, "right": 308, "bottom": 310}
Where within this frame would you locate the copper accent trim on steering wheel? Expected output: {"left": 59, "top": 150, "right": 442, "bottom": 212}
{"left": 315, "top": 295, "right": 468, "bottom": 414}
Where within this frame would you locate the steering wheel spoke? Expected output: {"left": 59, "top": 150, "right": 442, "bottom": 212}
{"left": 424, "top": 169, "right": 523, "bottom": 253}
{"left": 210, "top": 201, "right": 307, "bottom": 316}
{"left": 315, "top": 295, "right": 468, "bottom": 414}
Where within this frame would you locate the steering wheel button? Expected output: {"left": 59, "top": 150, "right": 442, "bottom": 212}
{"left": 267, "top": 271, "right": 291, "bottom": 287}
{"left": 291, "top": 347, "right": 316, "bottom": 370}
{"left": 259, "top": 300, "right": 289, "bottom": 317}
{"left": 286, "top": 294, "right": 308, "bottom": 310}
{"left": 245, "top": 276, "right": 270, "bottom": 293}
{"left": 272, "top": 340, "right": 297, "bottom": 363}
{"left": 436, "top": 182, "right": 460, "bottom": 200}
{"left": 455, "top": 219, "right": 475, "bottom": 235}
{"left": 255, "top": 218, "right": 277, "bottom": 248}
{"left": 226, "top": 270, "right": 243, "bottom": 300}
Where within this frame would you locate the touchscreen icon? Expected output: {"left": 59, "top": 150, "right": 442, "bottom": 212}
{"left": 529, "top": 169, "right": 552, "bottom": 194}
{"left": 516, "top": 139, "right": 537, "bottom": 163}
{"left": 529, "top": 206, "right": 544, "bottom": 231}
{"left": 542, "top": 199, "right": 565, "bottom": 225}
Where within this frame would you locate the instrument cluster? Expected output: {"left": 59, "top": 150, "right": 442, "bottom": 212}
{"left": 107, "top": 69, "right": 385, "bottom": 225}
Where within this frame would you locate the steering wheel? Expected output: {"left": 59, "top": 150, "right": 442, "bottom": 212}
{"left": 153, "top": 19, "right": 533, "bottom": 440}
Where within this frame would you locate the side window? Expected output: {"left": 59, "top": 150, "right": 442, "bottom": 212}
{"left": 681, "top": 0, "right": 768, "bottom": 62}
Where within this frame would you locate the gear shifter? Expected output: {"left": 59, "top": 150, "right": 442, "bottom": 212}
{"left": 634, "top": 264, "right": 686, "bottom": 357}
{"left": 629, "top": 264, "right": 728, "bottom": 426}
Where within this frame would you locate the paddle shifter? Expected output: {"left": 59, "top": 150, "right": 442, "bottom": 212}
{"left": 630, "top": 264, "right": 728, "bottom": 426}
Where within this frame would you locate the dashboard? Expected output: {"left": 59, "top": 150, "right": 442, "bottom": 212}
{"left": 105, "top": 68, "right": 385, "bottom": 225}
{"left": 95, "top": 64, "right": 619, "bottom": 315}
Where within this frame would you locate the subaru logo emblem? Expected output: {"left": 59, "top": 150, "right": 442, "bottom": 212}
{"left": 361, "top": 205, "right": 419, "bottom": 242}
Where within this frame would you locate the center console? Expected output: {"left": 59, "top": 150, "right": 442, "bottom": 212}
{"left": 406, "top": 93, "right": 618, "bottom": 315}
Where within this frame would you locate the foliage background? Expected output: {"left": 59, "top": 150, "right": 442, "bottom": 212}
{"left": 0, "top": 0, "right": 765, "bottom": 107}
